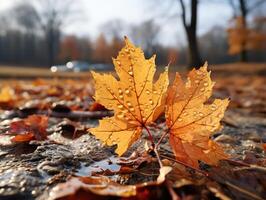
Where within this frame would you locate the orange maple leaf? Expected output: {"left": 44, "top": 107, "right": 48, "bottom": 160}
{"left": 165, "top": 63, "right": 229, "bottom": 168}
{"left": 89, "top": 37, "right": 169, "bottom": 156}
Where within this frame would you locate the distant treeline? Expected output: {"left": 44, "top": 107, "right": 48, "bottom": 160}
{"left": 0, "top": 1, "right": 265, "bottom": 68}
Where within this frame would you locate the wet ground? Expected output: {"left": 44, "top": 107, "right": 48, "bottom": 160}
{"left": 0, "top": 64, "right": 265, "bottom": 200}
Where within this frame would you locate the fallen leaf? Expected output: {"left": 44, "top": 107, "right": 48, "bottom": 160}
{"left": 0, "top": 86, "right": 14, "bottom": 102}
{"left": 89, "top": 102, "right": 107, "bottom": 112}
{"left": 48, "top": 176, "right": 136, "bottom": 200}
{"left": 9, "top": 115, "right": 48, "bottom": 142}
{"left": 165, "top": 63, "right": 229, "bottom": 168}
{"left": 48, "top": 174, "right": 173, "bottom": 200}
{"left": 90, "top": 37, "right": 169, "bottom": 155}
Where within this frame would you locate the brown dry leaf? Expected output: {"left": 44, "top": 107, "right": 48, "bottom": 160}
{"left": 48, "top": 175, "right": 173, "bottom": 200}
{"left": 165, "top": 63, "right": 229, "bottom": 168}
{"left": 48, "top": 176, "right": 136, "bottom": 200}
{"left": 10, "top": 115, "right": 48, "bottom": 142}
{"left": 89, "top": 37, "right": 169, "bottom": 155}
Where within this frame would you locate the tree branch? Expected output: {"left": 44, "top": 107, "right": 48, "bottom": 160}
{"left": 247, "top": 0, "right": 266, "bottom": 13}
{"left": 228, "top": 0, "right": 238, "bottom": 18}
{"left": 178, "top": 0, "right": 187, "bottom": 28}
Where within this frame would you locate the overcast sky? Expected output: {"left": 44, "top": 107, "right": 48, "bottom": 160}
{"left": 0, "top": 0, "right": 233, "bottom": 46}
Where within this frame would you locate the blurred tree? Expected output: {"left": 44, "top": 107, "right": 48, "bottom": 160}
{"left": 93, "top": 33, "right": 110, "bottom": 63}
{"left": 13, "top": 3, "right": 40, "bottom": 32}
{"left": 130, "top": 20, "right": 160, "bottom": 56}
{"left": 167, "top": 47, "right": 179, "bottom": 66}
{"left": 12, "top": 3, "right": 40, "bottom": 64}
{"left": 153, "top": 0, "right": 202, "bottom": 68}
{"left": 228, "top": 0, "right": 266, "bottom": 61}
{"left": 227, "top": 16, "right": 266, "bottom": 59}
{"left": 58, "top": 35, "right": 93, "bottom": 63}
{"left": 178, "top": 0, "right": 202, "bottom": 68}
{"left": 34, "top": 0, "right": 78, "bottom": 66}
{"left": 100, "top": 19, "right": 127, "bottom": 41}
{"left": 199, "top": 26, "right": 235, "bottom": 64}
{"left": 109, "top": 37, "right": 124, "bottom": 58}
{"left": 58, "top": 35, "right": 80, "bottom": 61}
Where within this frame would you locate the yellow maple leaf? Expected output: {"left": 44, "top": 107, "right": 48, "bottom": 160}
{"left": 165, "top": 63, "right": 229, "bottom": 168}
{"left": 90, "top": 37, "right": 169, "bottom": 156}
{"left": 0, "top": 86, "right": 14, "bottom": 103}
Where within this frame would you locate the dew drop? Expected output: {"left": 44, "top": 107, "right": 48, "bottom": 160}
{"left": 203, "top": 82, "right": 208, "bottom": 87}
{"left": 119, "top": 95, "right": 123, "bottom": 99}
{"left": 199, "top": 112, "right": 204, "bottom": 117}
{"left": 117, "top": 105, "right": 123, "bottom": 109}
{"left": 117, "top": 112, "right": 124, "bottom": 119}
{"left": 203, "top": 149, "right": 210, "bottom": 154}
{"left": 126, "top": 101, "right": 132, "bottom": 107}
{"left": 200, "top": 88, "right": 205, "bottom": 92}
{"left": 178, "top": 118, "right": 183, "bottom": 122}
{"left": 129, "top": 107, "right": 135, "bottom": 112}
{"left": 153, "top": 90, "right": 158, "bottom": 94}
{"left": 196, "top": 70, "right": 202, "bottom": 75}
{"left": 118, "top": 88, "right": 123, "bottom": 94}
{"left": 112, "top": 141, "right": 116, "bottom": 145}
{"left": 142, "top": 117, "right": 147, "bottom": 121}
{"left": 183, "top": 112, "right": 188, "bottom": 116}
{"left": 125, "top": 89, "right": 130, "bottom": 94}
{"left": 129, "top": 78, "right": 133, "bottom": 83}
{"left": 125, "top": 117, "right": 130, "bottom": 121}
{"left": 211, "top": 104, "right": 216, "bottom": 110}
{"left": 128, "top": 70, "right": 133, "bottom": 76}
{"left": 146, "top": 90, "right": 150, "bottom": 95}
{"left": 117, "top": 61, "right": 121, "bottom": 66}
{"left": 108, "top": 103, "right": 112, "bottom": 107}
{"left": 149, "top": 99, "right": 154, "bottom": 105}
{"left": 195, "top": 80, "right": 200, "bottom": 84}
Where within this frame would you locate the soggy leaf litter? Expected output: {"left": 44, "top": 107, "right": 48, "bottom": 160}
{"left": 0, "top": 40, "right": 265, "bottom": 199}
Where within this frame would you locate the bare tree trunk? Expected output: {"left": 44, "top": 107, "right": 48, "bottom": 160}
{"left": 47, "top": 28, "right": 55, "bottom": 67}
{"left": 186, "top": 28, "right": 202, "bottom": 68}
{"left": 179, "top": 0, "right": 202, "bottom": 69}
{"left": 239, "top": 0, "right": 247, "bottom": 62}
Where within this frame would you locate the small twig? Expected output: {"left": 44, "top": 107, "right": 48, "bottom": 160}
{"left": 224, "top": 159, "right": 250, "bottom": 167}
{"left": 225, "top": 181, "right": 264, "bottom": 200}
{"left": 234, "top": 165, "right": 266, "bottom": 173}
{"left": 160, "top": 154, "right": 209, "bottom": 176}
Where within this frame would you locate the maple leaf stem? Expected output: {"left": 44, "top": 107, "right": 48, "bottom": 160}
{"left": 153, "top": 147, "right": 163, "bottom": 168}
{"left": 155, "top": 129, "right": 169, "bottom": 149}
{"left": 143, "top": 126, "right": 155, "bottom": 148}
{"left": 143, "top": 126, "right": 163, "bottom": 168}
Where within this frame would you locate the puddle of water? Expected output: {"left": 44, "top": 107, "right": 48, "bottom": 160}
{"left": 76, "top": 156, "right": 121, "bottom": 176}
{"left": 0, "top": 135, "right": 13, "bottom": 145}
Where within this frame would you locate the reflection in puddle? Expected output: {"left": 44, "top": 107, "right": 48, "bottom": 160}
{"left": 76, "top": 156, "right": 121, "bottom": 176}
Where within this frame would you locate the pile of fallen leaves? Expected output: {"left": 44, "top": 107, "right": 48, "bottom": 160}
{"left": 0, "top": 37, "right": 265, "bottom": 200}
